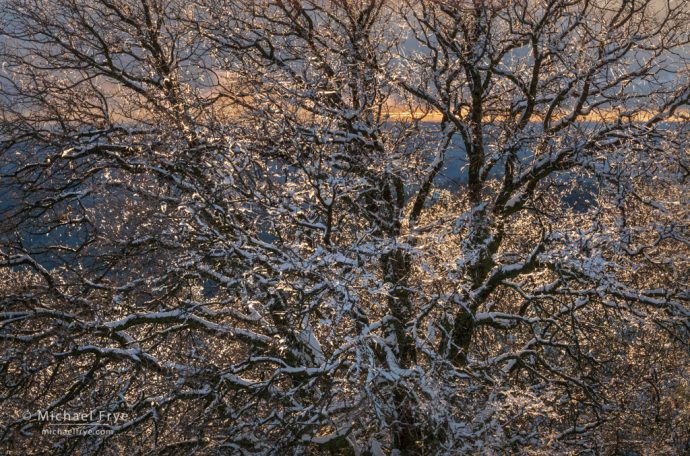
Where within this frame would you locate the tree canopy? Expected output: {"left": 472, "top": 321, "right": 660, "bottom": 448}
{"left": 1, "top": 0, "right": 689, "bottom": 454}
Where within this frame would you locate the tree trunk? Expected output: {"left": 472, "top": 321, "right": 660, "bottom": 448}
{"left": 381, "top": 248, "right": 421, "bottom": 454}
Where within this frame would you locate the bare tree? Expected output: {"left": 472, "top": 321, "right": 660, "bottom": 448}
{"left": 1, "top": 0, "right": 688, "bottom": 454}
